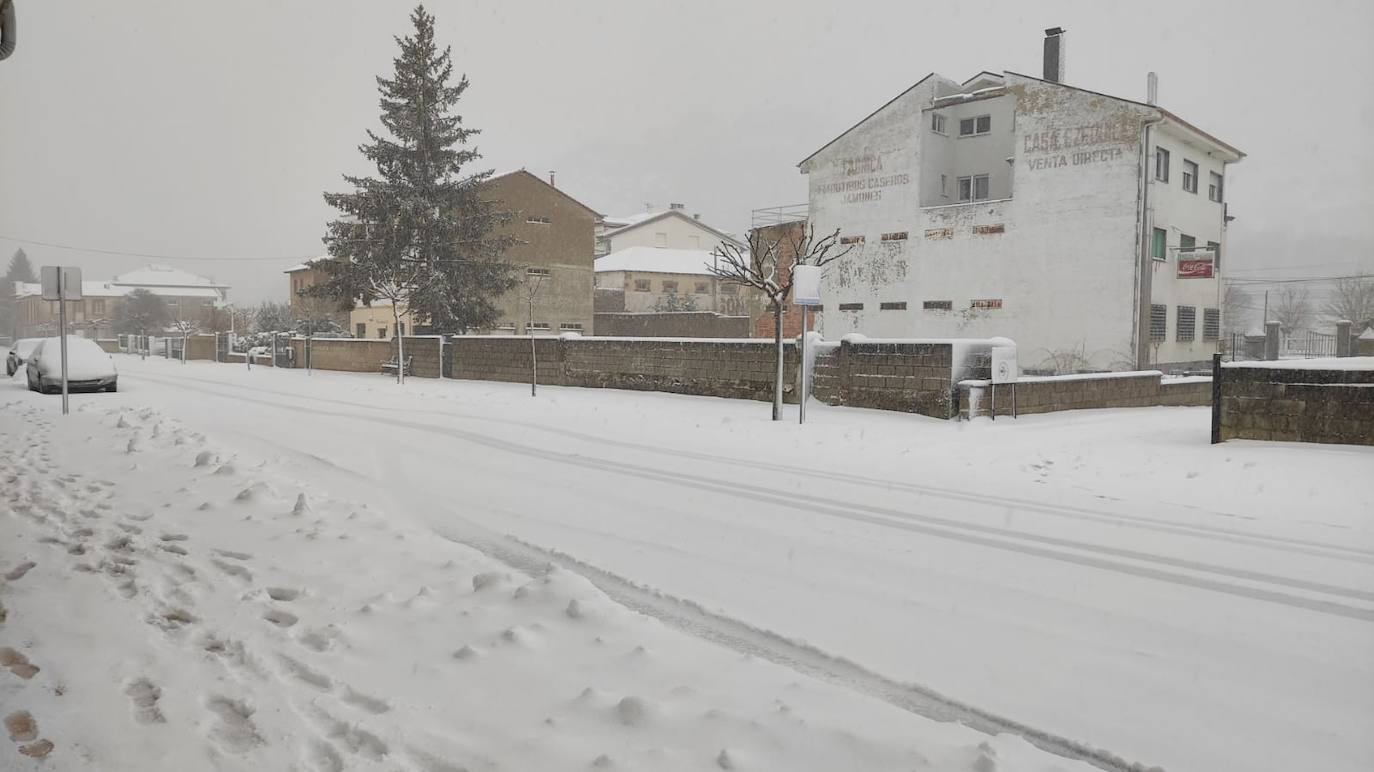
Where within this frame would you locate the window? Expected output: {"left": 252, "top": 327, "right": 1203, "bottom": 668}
{"left": 970, "top": 298, "right": 1003, "bottom": 310}
{"left": 694, "top": 282, "right": 709, "bottom": 294}
{"left": 1182, "top": 160, "right": 1198, "bottom": 193}
{"left": 880, "top": 231, "right": 908, "bottom": 241}
{"left": 356, "top": 323, "right": 366, "bottom": 338}
{"left": 1155, "top": 147, "right": 1170, "bottom": 182}
{"left": 879, "top": 301, "right": 907, "bottom": 311}
{"left": 91, "top": 299, "right": 106, "bottom": 316}
{"left": 633, "top": 279, "right": 651, "bottom": 292}
{"left": 958, "top": 175, "right": 989, "bottom": 202}
{"left": 1151, "top": 227, "right": 1167, "bottom": 260}
{"left": 496, "top": 323, "right": 517, "bottom": 332}
{"left": 1149, "top": 304, "right": 1167, "bottom": 341}
{"left": 1203, "top": 308, "right": 1221, "bottom": 340}
{"left": 925, "top": 228, "right": 953, "bottom": 239}
{"left": 719, "top": 283, "right": 737, "bottom": 296}
{"left": 839, "top": 235, "right": 865, "bottom": 245}
{"left": 1179, "top": 234, "right": 1196, "bottom": 250}
{"left": 661, "top": 280, "right": 679, "bottom": 293}
{"left": 654, "top": 232, "right": 668, "bottom": 248}
{"left": 959, "top": 115, "right": 991, "bottom": 136}
{"left": 923, "top": 300, "right": 952, "bottom": 311}
{"left": 940, "top": 174, "right": 948, "bottom": 197}
{"left": 972, "top": 223, "right": 1004, "bottom": 235}
{"left": 377, "top": 326, "right": 387, "bottom": 339}
{"left": 525, "top": 215, "right": 551, "bottom": 224}
{"left": 1176, "top": 306, "right": 1196, "bottom": 342}
{"left": 560, "top": 322, "right": 584, "bottom": 332}
{"left": 1208, "top": 171, "right": 1223, "bottom": 202}
{"left": 931, "top": 113, "right": 947, "bottom": 134}
{"left": 526, "top": 267, "right": 551, "bottom": 277}
{"left": 527, "top": 322, "right": 551, "bottom": 334}
{"left": 1207, "top": 241, "right": 1222, "bottom": 270}
{"left": 837, "top": 302, "right": 864, "bottom": 311}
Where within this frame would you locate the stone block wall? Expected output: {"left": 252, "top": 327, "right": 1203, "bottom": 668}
{"left": 1158, "top": 379, "right": 1212, "bottom": 406}
{"left": 593, "top": 312, "right": 752, "bottom": 339}
{"left": 958, "top": 372, "right": 1211, "bottom": 418}
{"left": 563, "top": 338, "right": 797, "bottom": 402}
{"left": 1217, "top": 365, "right": 1374, "bottom": 445}
{"left": 812, "top": 339, "right": 984, "bottom": 418}
{"left": 185, "top": 335, "right": 217, "bottom": 361}
{"left": 449, "top": 336, "right": 562, "bottom": 385}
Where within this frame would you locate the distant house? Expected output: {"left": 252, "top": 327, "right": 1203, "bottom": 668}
{"left": 284, "top": 257, "right": 352, "bottom": 333}
{"left": 482, "top": 170, "right": 601, "bottom": 335}
{"left": 12, "top": 265, "right": 229, "bottom": 339}
{"left": 594, "top": 246, "right": 755, "bottom": 317}
{"left": 299, "top": 169, "right": 601, "bottom": 337}
{"left": 595, "top": 205, "right": 744, "bottom": 257}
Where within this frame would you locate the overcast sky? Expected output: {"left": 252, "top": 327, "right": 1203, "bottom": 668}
{"left": 2, "top": 0, "right": 1371, "bottom": 304}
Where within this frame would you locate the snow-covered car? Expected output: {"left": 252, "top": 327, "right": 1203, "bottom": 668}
{"left": 5, "top": 337, "right": 42, "bottom": 376}
{"left": 26, "top": 336, "right": 118, "bottom": 393}
{"left": 247, "top": 346, "right": 270, "bottom": 358}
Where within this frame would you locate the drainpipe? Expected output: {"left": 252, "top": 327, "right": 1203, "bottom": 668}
{"left": 1134, "top": 113, "right": 1165, "bottom": 370}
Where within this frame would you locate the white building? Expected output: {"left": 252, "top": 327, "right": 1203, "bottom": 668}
{"left": 800, "top": 29, "right": 1243, "bottom": 372}
{"left": 594, "top": 246, "right": 751, "bottom": 315}
{"left": 595, "top": 205, "right": 744, "bottom": 257}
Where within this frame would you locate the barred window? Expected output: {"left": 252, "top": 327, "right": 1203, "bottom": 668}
{"left": 880, "top": 231, "right": 908, "bottom": 241}
{"left": 559, "top": 322, "right": 583, "bottom": 331}
{"left": 970, "top": 298, "right": 1003, "bottom": 310}
{"left": 526, "top": 267, "right": 551, "bottom": 277}
{"left": 1176, "top": 306, "right": 1196, "bottom": 342}
{"left": 1203, "top": 308, "right": 1221, "bottom": 341}
{"left": 837, "top": 302, "right": 864, "bottom": 311}
{"left": 840, "top": 235, "right": 865, "bottom": 245}
{"left": 922, "top": 300, "right": 952, "bottom": 311}
{"left": 1150, "top": 304, "right": 1167, "bottom": 341}
{"left": 879, "top": 301, "right": 907, "bottom": 311}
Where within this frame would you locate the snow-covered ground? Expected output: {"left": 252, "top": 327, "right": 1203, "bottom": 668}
{"left": 3, "top": 356, "right": 1372, "bottom": 772}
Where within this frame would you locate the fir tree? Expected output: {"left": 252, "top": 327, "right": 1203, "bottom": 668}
{"left": 113, "top": 289, "right": 170, "bottom": 334}
{"left": 311, "top": 4, "right": 515, "bottom": 337}
{"left": 1, "top": 248, "right": 37, "bottom": 338}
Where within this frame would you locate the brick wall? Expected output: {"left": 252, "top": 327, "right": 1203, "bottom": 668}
{"left": 1218, "top": 364, "right": 1374, "bottom": 445}
{"left": 958, "top": 372, "right": 1209, "bottom": 417}
{"left": 811, "top": 337, "right": 995, "bottom": 418}
{"left": 292, "top": 337, "right": 443, "bottom": 377}
{"left": 593, "top": 312, "right": 751, "bottom": 339}
{"left": 185, "top": 335, "right": 217, "bottom": 361}
{"left": 443, "top": 336, "right": 798, "bottom": 403}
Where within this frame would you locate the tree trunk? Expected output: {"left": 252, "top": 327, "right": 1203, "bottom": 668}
{"left": 772, "top": 300, "right": 784, "bottom": 421}
{"left": 392, "top": 304, "right": 404, "bottom": 385}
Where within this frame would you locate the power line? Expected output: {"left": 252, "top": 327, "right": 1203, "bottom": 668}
{"left": 0, "top": 234, "right": 319, "bottom": 263}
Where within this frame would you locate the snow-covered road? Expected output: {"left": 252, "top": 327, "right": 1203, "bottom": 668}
{"left": 6, "top": 356, "right": 1373, "bottom": 772}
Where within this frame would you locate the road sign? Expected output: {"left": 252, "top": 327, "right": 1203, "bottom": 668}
{"left": 792, "top": 264, "right": 822, "bottom": 306}
{"left": 40, "top": 266, "right": 83, "bottom": 301}
{"left": 991, "top": 346, "right": 1018, "bottom": 384}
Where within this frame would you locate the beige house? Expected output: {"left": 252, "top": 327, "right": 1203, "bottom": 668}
{"left": 349, "top": 302, "right": 417, "bottom": 339}
{"left": 594, "top": 247, "right": 756, "bottom": 317}
{"left": 595, "top": 206, "right": 744, "bottom": 257}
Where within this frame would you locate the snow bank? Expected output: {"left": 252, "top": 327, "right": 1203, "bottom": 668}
{"left": 1224, "top": 356, "right": 1374, "bottom": 371}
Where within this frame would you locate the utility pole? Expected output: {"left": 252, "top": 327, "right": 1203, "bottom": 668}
{"left": 526, "top": 272, "right": 546, "bottom": 397}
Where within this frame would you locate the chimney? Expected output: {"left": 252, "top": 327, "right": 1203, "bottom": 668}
{"left": 670, "top": 202, "right": 685, "bottom": 210}
{"left": 693, "top": 213, "right": 701, "bottom": 220}
{"left": 1042, "top": 27, "right": 1066, "bottom": 83}
{"left": 549, "top": 170, "right": 557, "bottom": 188}
{"left": 1146, "top": 72, "right": 1158, "bottom": 105}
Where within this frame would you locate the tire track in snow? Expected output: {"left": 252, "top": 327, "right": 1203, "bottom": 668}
{"left": 429, "top": 519, "right": 1160, "bottom": 772}
{"left": 136, "top": 374, "right": 1374, "bottom": 620}
{"left": 142, "top": 371, "right": 1374, "bottom": 564}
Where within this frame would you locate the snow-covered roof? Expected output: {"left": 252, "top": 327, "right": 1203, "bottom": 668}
{"left": 593, "top": 247, "right": 722, "bottom": 276}
{"left": 14, "top": 278, "right": 223, "bottom": 300}
{"left": 601, "top": 210, "right": 745, "bottom": 248}
{"left": 110, "top": 264, "right": 228, "bottom": 290}
{"left": 285, "top": 256, "right": 330, "bottom": 273}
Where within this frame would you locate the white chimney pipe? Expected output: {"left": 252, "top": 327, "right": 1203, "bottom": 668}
{"left": 1147, "top": 72, "right": 1158, "bottom": 105}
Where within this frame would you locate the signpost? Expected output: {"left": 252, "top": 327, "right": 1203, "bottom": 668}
{"left": 990, "top": 345, "right": 1018, "bottom": 420}
{"left": 40, "top": 266, "right": 82, "bottom": 415}
{"left": 792, "top": 264, "right": 823, "bottom": 425}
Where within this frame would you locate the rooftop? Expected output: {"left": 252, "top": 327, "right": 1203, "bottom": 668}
{"left": 593, "top": 246, "right": 724, "bottom": 277}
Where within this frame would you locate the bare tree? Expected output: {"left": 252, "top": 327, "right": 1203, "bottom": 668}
{"left": 709, "top": 224, "right": 851, "bottom": 421}
{"left": 364, "top": 260, "right": 425, "bottom": 385}
{"left": 1222, "top": 284, "right": 1250, "bottom": 336}
{"left": 1272, "top": 285, "right": 1312, "bottom": 334}
{"left": 1322, "top": 275, "right": 1374, "bottom": 330}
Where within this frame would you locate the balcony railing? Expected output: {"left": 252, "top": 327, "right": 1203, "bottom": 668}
{"left": 751, "top": 203, "right": 809, "bottom": 228}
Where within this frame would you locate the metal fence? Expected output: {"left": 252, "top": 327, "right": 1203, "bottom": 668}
{"left": 1280, "top": 331, "right": 1336, "bottom": 359}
